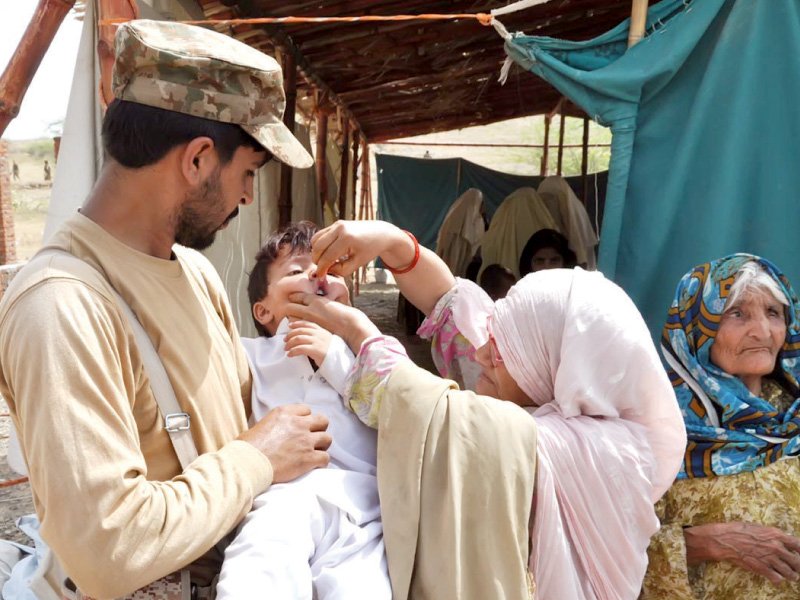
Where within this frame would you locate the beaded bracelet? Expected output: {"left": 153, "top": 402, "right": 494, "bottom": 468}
{"left": 384, "top": 230, "right": 420, "bottom": 275}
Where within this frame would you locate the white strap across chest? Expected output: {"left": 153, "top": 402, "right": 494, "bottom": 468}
{"left": 41, "top": 248, "right": 199, "bottom": 469}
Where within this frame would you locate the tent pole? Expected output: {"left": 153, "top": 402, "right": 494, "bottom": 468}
{"left": 98, "top": 1, "right": 139, "bottom": 108}
{"left": 315, "top": 109, "right": 329, "bottom": 224}
{"left": 359, "top": 141, "right": 370, "bottom": 285}
{"left": 0, "top": 0, "right": 76, "bottom": 137}
{"left": 581, "top": 117, "right": 590, "bottom": 205}
{"left": 556, "top": 103, "right": 566, "bottom": 176}
{"left": 540, "top": 113, "right": 551, "bottom": 176}
{"left": 628, "top": 0, "right": 649, "bottom": 47}
{"left": 337, "top": 119, "right": 351, "bottom": 220}
{"left": 277, "top": 53, "right": 297, "bottom": 227}
{"left": 350, "top": 129, "right": 361, "bottom": 221}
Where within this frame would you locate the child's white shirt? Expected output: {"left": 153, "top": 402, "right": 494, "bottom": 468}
{"left": 242, "top": 318, "right": 377, "bottom": 475}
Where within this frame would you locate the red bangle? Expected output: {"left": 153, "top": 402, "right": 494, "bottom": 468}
{"left": 385, "top": 230, "right": 420, "bottom": 275}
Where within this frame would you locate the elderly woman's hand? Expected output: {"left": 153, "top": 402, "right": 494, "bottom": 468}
{"left": 685, "top": 522, "right": 800, "bottom": 584}
{"left": 312, "top": 220, "right": 415, "bottom": 279}
{"left": 286, "top": 291, "right": 381, "bottom": 354}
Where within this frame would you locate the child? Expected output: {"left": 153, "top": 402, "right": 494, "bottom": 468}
{"left": 216, "top": 222, "right": 390, "bottom": 600}
{"left": 479, "top": 263, "right": 517, "bottom": 301}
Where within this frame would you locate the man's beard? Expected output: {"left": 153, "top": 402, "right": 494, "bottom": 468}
{"left": 173, "top": 168, "right": 237, "bottom": 250}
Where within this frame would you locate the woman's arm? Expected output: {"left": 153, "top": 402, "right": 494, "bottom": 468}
{"left": 312, "top": 220, "right": 455, "bottom": 316}
{"left": 285, "top": 294, "right": 411, "bottom": 427}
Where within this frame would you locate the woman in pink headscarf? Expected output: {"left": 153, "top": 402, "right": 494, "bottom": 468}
{"left": 286, "top": 220, "right": 686, "bottom": 600}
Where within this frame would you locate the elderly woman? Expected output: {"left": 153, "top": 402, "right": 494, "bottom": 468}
{"left": 287, "top": 220, "right": 685, "bottom": 599}
{"left": 643, "top": 254, "right": 800, "bottom": 599}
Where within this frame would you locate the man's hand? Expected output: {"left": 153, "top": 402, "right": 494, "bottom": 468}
{"left": 238, "top": 404, "right": 331, "bottom": 483}
{"left": 285, "top": 320, "right": 332, "bottom": 366}
{"left": 685, "top": 521, "right": 800, "bottom": 585}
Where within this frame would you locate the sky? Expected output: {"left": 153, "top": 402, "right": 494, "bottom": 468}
{"left": 0, "top": 3, "right": 83, "bottom": 140}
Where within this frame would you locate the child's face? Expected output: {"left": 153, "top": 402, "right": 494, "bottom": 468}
{"left": 253, "top": 246, "right": 349, "bottom": 335}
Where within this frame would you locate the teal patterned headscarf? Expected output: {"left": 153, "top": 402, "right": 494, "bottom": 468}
{"left": 662, "top": 253, "right": 800, "bottom": 478}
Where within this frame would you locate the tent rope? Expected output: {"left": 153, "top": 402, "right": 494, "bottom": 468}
{"left": 101, "top": 14, "right": 495, "bottom": 27}
{"left": 98, "top": 0, "right": 555, "bottom": 28}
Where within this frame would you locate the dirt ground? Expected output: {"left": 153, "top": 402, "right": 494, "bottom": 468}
{"left": 0, "top": 280, "right": 437, "bottom": 546}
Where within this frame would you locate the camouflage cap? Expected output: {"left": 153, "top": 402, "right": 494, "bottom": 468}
{"left": 113, "top": 19, "right": 313, "bottom": 169}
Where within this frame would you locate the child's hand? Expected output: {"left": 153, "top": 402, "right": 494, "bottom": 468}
{"left": 285, "top": 320, "right": 332, "bottom": 366}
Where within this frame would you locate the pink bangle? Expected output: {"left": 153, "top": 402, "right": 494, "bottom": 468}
{"left": 384, "top": 230, "right": 420, "bottom": 275}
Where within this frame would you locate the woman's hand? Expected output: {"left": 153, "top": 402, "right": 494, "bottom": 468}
{"left": 286, "top": 292, "right": 381, "bottom": 354}
{"left": 312, "top": 220, "right": 414, "bottom": 278}
{"left": 285, "top": 321, "right": 332, "bottom": 366}
{"left": 684, "top": 521, "right": 800, "bottom": 584}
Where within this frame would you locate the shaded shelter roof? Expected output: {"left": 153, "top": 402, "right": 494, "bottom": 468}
{"left": 193, "top": 1, "right": 634, "bottom": 141}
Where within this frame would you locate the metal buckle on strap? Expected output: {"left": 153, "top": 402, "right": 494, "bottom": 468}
{"left": 164, "top": 412, "right": 191, "bottom": 432}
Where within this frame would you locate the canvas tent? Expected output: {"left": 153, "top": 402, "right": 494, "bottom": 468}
{"left": 503, "top": 0, "right": 800, "bottom": 334}
{"left": 21, "top": 0, "right": 786, "bottom": 338}
{"left": 34, "top": 0, "right": 631, "bottom": 336}
{"left": 376, "top": 153, "right": 607, "bottom": 251}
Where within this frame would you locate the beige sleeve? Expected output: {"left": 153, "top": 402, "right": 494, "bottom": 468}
{"left": 0, "top": 280, "right": 271, "bottom": 599}
{"left": 641, "top": 498, "right": 696, "bottom": 600}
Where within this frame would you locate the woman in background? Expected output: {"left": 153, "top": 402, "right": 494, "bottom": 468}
{"left": 518, "top": 228, "right": 577, "bottom": 276}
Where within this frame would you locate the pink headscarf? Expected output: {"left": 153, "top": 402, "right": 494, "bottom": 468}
{"left": 489, "top": 269, "right": 685, "bottom": 599}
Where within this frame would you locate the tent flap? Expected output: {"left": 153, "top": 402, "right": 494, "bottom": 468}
{"left": 504, "top": 0, "right": 800, "bottom": 336}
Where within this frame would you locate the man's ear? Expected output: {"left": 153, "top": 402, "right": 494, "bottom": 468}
{"left": 180, "top": 136, "right": 217, "bottom": 185}
{"left": 252, "top": 300, "right": 274, "bottom": 330}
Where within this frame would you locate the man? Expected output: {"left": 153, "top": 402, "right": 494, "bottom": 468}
{"left": 0, "top": 20, "right": 330, "bottom": 598}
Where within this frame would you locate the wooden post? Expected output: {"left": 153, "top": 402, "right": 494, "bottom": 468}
{"left": 97, "top": 0, "right": 139, "bottom": 108}
{"left": 357, "top": 141, "right": 371, "bottom": 287}
{"left": 350, "top": 129, "right": 360, "bottom": 221}
{"left": 0, "top": 0, "right": 76, "bottom": 137}
{"left": 581, "top": 117, "right": 590, "bottom": 205}
{"left": 277, "top": 53, "right": 297, "bottom": 227}
{"left": 540, "top": 114, "right": 551, "bottom": 177}
{"left": 556, "top": 104, "right": 567, "bottom": 176}
{"left": 315, "top": 109, "right": 329, "bottom": 222}
{"left": 628, "top": 0, "right": 649, "bottom": 47}
{"left": 337, "top": 119, "right": 351, "bottom": 220}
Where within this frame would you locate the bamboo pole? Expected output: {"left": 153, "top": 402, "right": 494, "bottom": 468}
{"left": 358, "top": 141, "right": 370, "bottom": 286}
{"left": 0, "top": 0, "right": 76, "bottom": 137}
{"left": 350, "top": 129, "right": 360, "bottom": 221}
{"left": 540, "top": 114, "right": 551, "bottom": 176}
{"left": 278, "top": 53, "right": 297, "bottom": 227}
{"left": 315, "top": 110, "right": 329, "bottom": 223}
{"left": 556, "top": 104, "right": 566, "bottom": 176}
{"left": 581, "top": 116, "right": 590, "bottom": 205}
{"left": 337, "top": 120, "right": 351, "bottom": 220}
{"left": 98, "top": 0, "right": 139, "bottom": 107}
{"left": 627, "top": 0, "right": 648, "bottom": 47}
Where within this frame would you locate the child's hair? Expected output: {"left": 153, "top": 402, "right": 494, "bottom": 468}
{"left": 480, "top": 264, "right": 517, "bottom": 301}
{"left": 248, "top": 221, "right": 318, "bottom": 336}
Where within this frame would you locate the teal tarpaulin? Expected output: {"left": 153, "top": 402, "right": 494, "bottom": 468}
{"left": 376, "top": 153, "right": 607, "bottom": 250}
{"left": 505, "top": 0, "right": 800, "bottom": 335}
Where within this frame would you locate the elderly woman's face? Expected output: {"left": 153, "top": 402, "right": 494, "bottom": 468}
{"left": 710, "top": 290, "right": 786, "bottom": 391}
